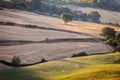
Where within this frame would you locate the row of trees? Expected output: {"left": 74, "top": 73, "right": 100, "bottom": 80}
{"left": 73, "top": 11, "right": 101, "bottom": 23}
{"left": 0, "top": 0, "right": 101, "bottom": 23}
{"left": 45, "top": 0, "right": 120, "bottom": 11}
{"left": 11, "top": 56, "right": 47, "bottom": 67}
{"left": 61, "top": 11, "right": 101, "bottom": 24}
{"left": 0, "top": 0, "right": 72, "bottom": 15}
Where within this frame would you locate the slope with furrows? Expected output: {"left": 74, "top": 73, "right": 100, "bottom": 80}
{"left": 0, "top": 9, "right": 118, "bottom": 63}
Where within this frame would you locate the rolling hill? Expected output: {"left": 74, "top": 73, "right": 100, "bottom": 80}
{"left": 0, "top": 9, "right": 117, "bottom": 63}
{"left": 0, "top": 52, "right": 120, "bottom": 80}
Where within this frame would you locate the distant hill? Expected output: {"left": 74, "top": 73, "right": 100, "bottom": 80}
{"left": 65, "top": 5, "right": 120, "bottom": 23}
{"left": 45, "top": 0, "right": 120, "bottom": 11}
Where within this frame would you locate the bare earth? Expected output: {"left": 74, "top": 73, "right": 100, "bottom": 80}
{"left": 0, "top": 10, "right": 118, "bottom": 64}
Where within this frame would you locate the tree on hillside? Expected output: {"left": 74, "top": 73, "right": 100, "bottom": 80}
{"left": 88, "top": 11, "right": 101, "bottom": 23}
{"left": 12, "top": 56, "right": 21, "bottom": 66}
{"left": 61, "top": 13, "right": 73, "bottom": 24}
{"left": 101, "top": 27, "right": 116, "bottom": 40}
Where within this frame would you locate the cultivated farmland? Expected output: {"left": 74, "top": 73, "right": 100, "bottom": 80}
{"left": 0, "top": 9, "right": 118, "bottom": 63}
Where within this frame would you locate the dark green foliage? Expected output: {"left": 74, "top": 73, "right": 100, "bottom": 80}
{"left": 72, "top": 52, "right": 88, "bottom": 57}
{"left": 12, "top": 56, "right": 21, "bottom": 66}
{"left": 0, "top": 21, "right": 15, "bottom": 25}
{"left": 61, "top": 13, "right": 73, "bottom": 24}
{"left": 101, "top": 27, "right": 116, "bottom": 40}
{"left": 101, "top": 27, "right": 120, "bottom": 51}
{"left": 45, "top": 0, "right": 120, "bottom": 11}
{"left": 88, "top": 11, "right": 101, "bottom": 23}
{"left": 116, "top": 33, "right": 120, "bottom": 40}
{"left": 106, "top": 22, "right": 120, "bottom": 27}
{"left": 41, "top": 58, "right": 47, "bottom": 63}
{"left": 106, "top": 39, "right": 118, "bottom": 47}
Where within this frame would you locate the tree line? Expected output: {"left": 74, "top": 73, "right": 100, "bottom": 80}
{"left": 0, "top": 0, "right": 101, "bottom": 23}
{"left": 45, "top": 0, "right": 120, "bottom": 11}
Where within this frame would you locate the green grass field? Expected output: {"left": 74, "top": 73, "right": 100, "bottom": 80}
{"left": 0, "top": 52, "right": 120, "bottom": 80}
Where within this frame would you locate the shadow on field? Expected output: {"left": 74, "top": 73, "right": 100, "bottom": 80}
{"left": 0, "top": 68, "right": 43, "bottom": 80}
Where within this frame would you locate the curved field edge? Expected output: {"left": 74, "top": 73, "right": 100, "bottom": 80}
{"left": 55, "top": 64, "right": 120, "bottom": 80}
{"left": 0, "top": 52, "right": 120, "bottom": 80}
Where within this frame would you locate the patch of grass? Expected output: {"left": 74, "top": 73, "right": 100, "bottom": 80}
{"left": 56, "top": 64, "right": 120, "bottom": 80}
{"left": 0, "top": 68, "right": 43, "bottom": 80}
{"left": 0, "top": 52, "right": 120, "bottom": 80}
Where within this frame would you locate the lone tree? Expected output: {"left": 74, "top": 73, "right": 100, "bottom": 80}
{"left": 101, "top": 27, "right": 116, "bottom": 40}
{"left": 12, "top": 56, "right": 21, "bottom": 66}
{"left": 88, "top": 11, "right": 101, "bottom": 23}
{"left": 61, "top": 13, "right": 73, "bottom": 24}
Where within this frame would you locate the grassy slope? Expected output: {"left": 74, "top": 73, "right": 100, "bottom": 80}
{"left": 0, "top": 52, "right": 120, "bottom": 80}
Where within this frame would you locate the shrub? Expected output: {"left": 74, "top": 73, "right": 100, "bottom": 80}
{"left": 78, "top": 52, "right": 88, "bottom": 56}
{"left": 0, "top": 21, "right": 15, "bottom": 25}
{"left": 12, "top": 56, "right": 21, "bottom": 66}
{"left": 45, "top": 38, "right": 50, "bottom": 43}
{"left": 61, "top": 13, "right": 73, "bottom": 24}
{"left": 88, "top": 11, "right": 101, "bottom": 23}
{"left": 6, "top": 21, "right": 15, "bottom": 25}
{"left": 72, "top": 52, "right": 88, "bottom": 57}
{"left": 24, "top": 24, "right": 38, "bottom": 28}
{"left": 101, "top": 27, "right": 116, "bottom": 40}
{"left": 41, "top": 58, "right": 47, "bottom": 63}
{"left": 72, "top": 53, "right": 78, "bottom": 57}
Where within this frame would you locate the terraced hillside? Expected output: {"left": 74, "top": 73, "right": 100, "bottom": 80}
{"left": 0, "top": 9, "right": 118, "bottom": 63}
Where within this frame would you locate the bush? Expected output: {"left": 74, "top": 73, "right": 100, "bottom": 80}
{"left": 61, "top": 13, "right": 73, "bottom": 24}
{"left": 101, "top": 27, "right": 116, "bottom": 40}
{"left": 88, "top": 11, "right": 101, "bottom": 23}
{"left": 41, "top": 58, "right": 47, "bottom": 63}
{"left": 0, "top": 21, "right": 15, "bottom": 25}
{"left": 24, "top": 24, "right": 38, "bottom": 28}
{"left": 12, "top": 56, "right": 21, "bottom": 66}
{"left": 72, "top": 52, "right": 88, "bottom": 57}
{"left": 78, "top": 52, "right": 88, "bottom": 56}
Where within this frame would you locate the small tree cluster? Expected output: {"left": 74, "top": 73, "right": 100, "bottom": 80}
{"left": 101, "top": 27, "right": 120, "bottom": 51}
{"left": 61, "top": 13, "right": 73, "bottom": 24}
{"left": 101, "top": 27, "right": 116, "bottom": 40}
{"left": 12, "top": 56, "right": 21, "bottom": 66}
{"left": 41, "top": 58, "right": 47, "bottom": 63}
{"left": 72, "top": 52, "right": 88, "bottom": 57}
{"left": 88, "top": 11, "right": 101, "bottom": 23}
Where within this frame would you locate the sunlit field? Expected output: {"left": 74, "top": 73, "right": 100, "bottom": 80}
{"left": 0, "top": 0, "right": 120, "bottom": 80}
{"left": 1, "top": 52, "right": 120, "bottom": 80}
